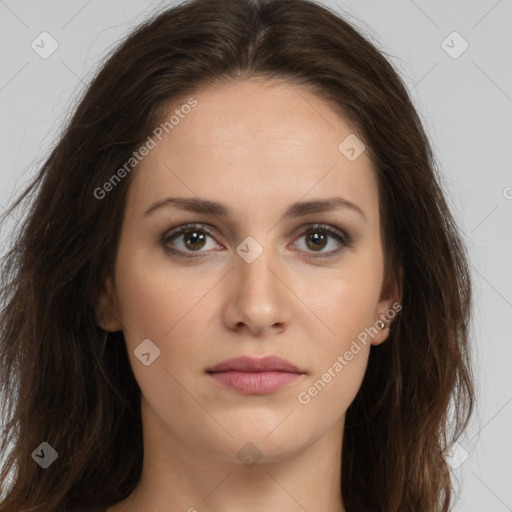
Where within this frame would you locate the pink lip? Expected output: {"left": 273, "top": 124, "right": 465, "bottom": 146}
{"left": 206, "top": 355, "right": 305, "bottom": 395}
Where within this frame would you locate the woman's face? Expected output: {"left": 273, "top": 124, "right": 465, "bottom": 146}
{"left": 98, "top": 79, "right": 396, "bottom": 465}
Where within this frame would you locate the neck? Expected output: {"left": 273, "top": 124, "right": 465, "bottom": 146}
{"left": 107, "top": 398, "right": 347, "bottom": 512}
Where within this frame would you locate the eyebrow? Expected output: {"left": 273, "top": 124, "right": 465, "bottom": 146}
{"left": 144, "top": 196, "right": 366, "bottom": 220}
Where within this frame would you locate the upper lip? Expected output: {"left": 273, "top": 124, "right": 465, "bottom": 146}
{"left": 206, "top": 355, "right": 304, "bottom": 374}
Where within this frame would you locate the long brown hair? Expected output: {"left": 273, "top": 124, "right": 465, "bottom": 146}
{"left": 0, "top": 0, "right": 475, "bottom": 510}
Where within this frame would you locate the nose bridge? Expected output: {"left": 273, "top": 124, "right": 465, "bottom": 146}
{"left": 227, "top": 233, "right": 288, "bottom": 330}
{"left": 217, "top": 208, "right": 305, "bottom": 334}
{"left": 235, "top": 234, "right": 277, "bottom": 291}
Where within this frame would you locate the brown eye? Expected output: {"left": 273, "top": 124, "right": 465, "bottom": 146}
{"left": 305, "top": 231, "right": 328, "bottom": 251}
{"left": 292, "top": 224, "right": 351, "bottom": 259}
{"left": 161, "top": 222, "right": 351, "bottom": 260}
{"left": 161, "top": 223, "right": 220, "bottom": 258}
{"left": 181, "top": 229, "right": 207, "bottom": 251}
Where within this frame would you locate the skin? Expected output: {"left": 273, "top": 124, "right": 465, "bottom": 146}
{"left": 97, "top": 78, "right": 399, "bottom": 512}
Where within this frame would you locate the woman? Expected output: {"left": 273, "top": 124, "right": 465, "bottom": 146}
{"left": 0, "top": 0, "right": 475, "bottom": 511}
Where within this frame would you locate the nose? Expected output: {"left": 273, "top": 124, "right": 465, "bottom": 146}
{"left": 221, "top": 242, "right": 292, "bottom": 337}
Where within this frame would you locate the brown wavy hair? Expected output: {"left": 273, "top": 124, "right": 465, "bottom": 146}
{"left": 0, "top": 0, "right": 475, "bottom": 510}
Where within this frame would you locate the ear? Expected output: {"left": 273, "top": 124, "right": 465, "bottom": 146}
{"left": 371, "top": 264, "right": 403, "bottom": 346}
{"left": 95, "top": 275, "right": 123, "bottom": 332}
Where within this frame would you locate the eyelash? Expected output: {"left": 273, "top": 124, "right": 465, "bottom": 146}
{"left": 160, "top": 222, "right": 352, "bottom": 260}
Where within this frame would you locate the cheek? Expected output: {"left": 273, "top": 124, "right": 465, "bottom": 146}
{"left": 112, "top": 263, "right": 208, "bottom": 412}
{"left": 296, "top": 347, "right": 369, "bottom": 438}
{"left": 114, "top": 270, "right": 175, "bottom": 343}
{"left": 113, "top": 248, "right": 219, "bottom": 371}
{"left": 114, "top": 238, "right": 198, "bottom": 338}
{"left": 297, "top": 260, "right": 383, "bottom": 354}
{"left": 293, "top": 257, "right": 383, "bottom": 411}
{"left": 294, "top": 275, "right": 379, "bottom": 420}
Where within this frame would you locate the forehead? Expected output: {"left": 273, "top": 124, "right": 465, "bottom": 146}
{"left": 126, "top": 79, "right": 378, "bottom": 224}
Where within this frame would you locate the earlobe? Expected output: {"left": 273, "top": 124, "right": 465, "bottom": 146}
{"left": 95, "top": 275, "right": 123, "bottom": 332}
{"left": 371, "top": 317, "right": 392, "bottom": 346}
{"left": 372, "top": 270, "right": 403, "bottom": 346}
{"left": 372, "top": 293, "right": 402, "bottom": 345}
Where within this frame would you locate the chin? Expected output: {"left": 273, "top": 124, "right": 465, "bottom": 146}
{"left": 199, "top": 420, "right": 314, "bottom": 464}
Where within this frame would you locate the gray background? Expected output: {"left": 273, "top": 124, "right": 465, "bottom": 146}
{"left": 1, "top": 0, "right": 511, "bottom": 509}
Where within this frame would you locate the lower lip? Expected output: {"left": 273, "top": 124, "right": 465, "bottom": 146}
{"left": 208, "top": 371, "right": 303, "bottom": 394}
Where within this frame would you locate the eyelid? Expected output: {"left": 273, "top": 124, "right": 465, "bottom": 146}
{"left": 161, "top": 222, "right": 218, "bottom": 243}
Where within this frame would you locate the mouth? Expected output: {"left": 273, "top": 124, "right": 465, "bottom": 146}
{"left": 205, "top": 355, "right": 306, "bottom": 395}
